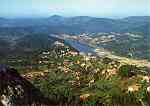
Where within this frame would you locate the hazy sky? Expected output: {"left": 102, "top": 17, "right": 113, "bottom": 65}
{"left": 0, "top": 0, "right": 150, "bottom": 18}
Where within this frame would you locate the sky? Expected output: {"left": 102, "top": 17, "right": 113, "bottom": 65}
{"left": 0, "top": 0, "right": 150, "bottom": 18}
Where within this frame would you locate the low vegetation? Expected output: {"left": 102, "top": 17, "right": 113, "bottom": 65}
{"left": 11, "top": 43, "right": 150, "bottom": 106}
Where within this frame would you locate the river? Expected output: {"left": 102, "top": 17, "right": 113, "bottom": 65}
{"left": 64, "top": 39, "right": 95, "bottom": 54}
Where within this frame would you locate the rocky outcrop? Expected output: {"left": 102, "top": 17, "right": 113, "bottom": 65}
{"left": 0, "top": 65, "right": 58, "bottom": 106}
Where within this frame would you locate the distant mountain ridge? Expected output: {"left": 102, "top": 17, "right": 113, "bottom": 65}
{"left": 0, "top": 15, "right": 149, "bottom": 34}
{"left": 123, "top": 16, "right": 150, "bottom": 23}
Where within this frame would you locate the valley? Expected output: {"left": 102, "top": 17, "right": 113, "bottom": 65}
{"left": 50, "top": 33, "right": 150, "bottom": 68}
{"left": 0, "top": 16, "right": 150, "bottom": 106}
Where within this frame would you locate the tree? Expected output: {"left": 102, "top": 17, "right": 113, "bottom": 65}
{"left": 118, "top": 65, "right": 137, "bottom": 78}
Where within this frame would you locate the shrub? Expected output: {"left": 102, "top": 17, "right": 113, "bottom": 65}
{"left": 118, "top": 65, "right": 137, "bottom": 78}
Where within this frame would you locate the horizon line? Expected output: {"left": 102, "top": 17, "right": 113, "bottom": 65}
{"left": 1, "top": 15, "right": 150, "bottom": 19}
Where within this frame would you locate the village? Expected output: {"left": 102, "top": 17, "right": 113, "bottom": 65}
{"left": 19, "top": 40, "right": 150, "bottom": 105}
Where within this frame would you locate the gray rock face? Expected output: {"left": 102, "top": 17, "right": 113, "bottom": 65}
{"left": 0, "top": 65, "right": 57, "bottom": 106}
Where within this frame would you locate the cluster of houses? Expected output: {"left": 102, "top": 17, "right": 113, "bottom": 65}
{"left": 38, "top": 51, "right": 51, "bottom": 64}
{"left": 37, "top": 40, "right": 150, "bottom": 93}
{"left": 38, "top": 41, "right": 80, "bottom": 65}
